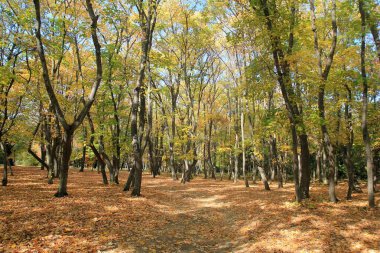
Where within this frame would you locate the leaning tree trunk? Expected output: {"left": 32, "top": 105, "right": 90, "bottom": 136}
{"left": 40, "top": 142, "right": 46, "bottom": 170}
{"left": 258, "top": 166, "right": 270, "bottom": 191}
{"left": 124, "top": 166, "right": 135, "bottom": 191}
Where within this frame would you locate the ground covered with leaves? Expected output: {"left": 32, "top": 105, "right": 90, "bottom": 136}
{"left": 0, "top": 166, "right": 379, "bottom": 252}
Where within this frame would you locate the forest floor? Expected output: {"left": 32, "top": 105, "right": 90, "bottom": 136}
{"left": 0, "top": 166, "right": 379, "bottom": 253}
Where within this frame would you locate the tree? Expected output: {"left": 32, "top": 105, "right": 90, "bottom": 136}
{"left": 309, "top": 0, "right": 338, "bottom": 203}
{"left": 126, "top": 0, "right": 160, "bottom": 196}
{"left": 358, "top": 0, "right": 375, "bottom": 208}
{"left": 250, "top": 0, "right": 311, "bottom": 201}
{"left": 33, "top": 0, "right": 102, "bottom": 197}
{"left": 0, "top": 3, "right": 28, "bottom": 185}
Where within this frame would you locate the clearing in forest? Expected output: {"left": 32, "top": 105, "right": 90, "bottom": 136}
{"left": 0, "top": 166, "right": 379, "bottom": 252}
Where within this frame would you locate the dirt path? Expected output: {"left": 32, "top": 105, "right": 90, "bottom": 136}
{"left": 132, "top": 180, "right": 242, "bottom": 252}
{"left": 0, "top": 167, "right": 379, "bottom": 252}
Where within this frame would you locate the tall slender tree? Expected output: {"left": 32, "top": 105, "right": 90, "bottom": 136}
{"left": 309, "top": 0, "right": 338, "bottom": 203}
{"left": 358, "top": 0, "right": 375, "bottom": 208}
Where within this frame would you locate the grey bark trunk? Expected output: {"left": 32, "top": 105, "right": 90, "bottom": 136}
{"left": 359, "top": 0, "right": 375, "bottom": 208}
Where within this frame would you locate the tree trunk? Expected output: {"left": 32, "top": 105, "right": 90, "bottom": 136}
{"left": 40, "top": 142, "right": 46, "bottom": 170}
{"left": 46, "top": 145, "right": 54, "bottom": 184}
{"left": 46, "top": 142, "right": 58, "bottom": 185}
{"left": 344, "top": 85, "right": 355, "bottom": 200}
{"left": 54, "top": 130, "right": 73, "bottom": 197}
{"left": 146, "top": 88, "right": 158, "bottom": 178}
{"left": 291, "top": 125, "right": 302, "bottom": 202}
{"left": 359, "top": 0, "right": 375, "bottom": 208}
{"left": 79, "top": 127, "right": 87, "bottom": 172}
{"left": 100, "top": 134, "right": 115, "bottom": 183}
{"left": 252, "top": 161, "right": 257, "bottom": 183}
{"left": 207, "top": 119, "right": 216, "bottom": 180}
{"left": 87, "top": 113, "right": 108, "bottom": 185}
{"left": 80, "top": 145, "right": 86, "bottom": 172}
{"left": 100, "top": 162, "right": 108, "bottom": 185}
{"left": 130, "top": 83, "right": 144, "bottom": 196}
{"left": 124, "top": 166, "right": 135, "bottom": 191}
{"left": 365, "top": 3, "right": 380, "bottom": 62}
{"left": 316, "top": 146, "right": 322, "bottom": 183}
{"left": 169, "top": 140, "right": 177, "bottom": 180}
{"left": 271, "top": 135, "right": 282, "bottom": 188}
{"left": 34, "top": 0, "right": 103, "bottom": 197}
{"left": 169, "top": 86, "right": 178, "bottom": 181}
{"left": 112, "top": 154, "right": 120, "bottom": 184}
{"left": 203, "top": 103, "right": 208, "bottom": 179}
{"left": 54, "top": 145, "right": 61, "bottom": 179}
{"left": 309, "top": 0, "right": 338, "bottom": 203}
{"left": 241, "top": 111, "right": 248, "bottom": 187}
{"left": 129, "top": 0, "right": 158, "bottom": 196}
{"left": 1, "top": 143, "right": 8, "bottom": 186}
{"left": 298, "top": 134, "right": 310, "bottom": 198}
{"left": 255, "top": 0, "right": 309, "bottom": 201}
{"left": 234, "top": 132, "right": 239, "bottom": 183}
{"left": 258, "top": 166, "right": 270, "bottom": 191}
